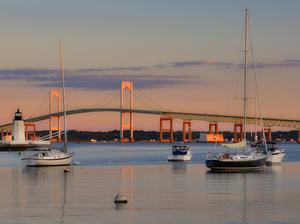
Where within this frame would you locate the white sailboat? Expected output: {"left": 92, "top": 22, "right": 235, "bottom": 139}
{"left": 205, "top": 9, "right": 267, "bottom": 171}
{"left": 21, "top": 40, "right": 72, "bottom": 166}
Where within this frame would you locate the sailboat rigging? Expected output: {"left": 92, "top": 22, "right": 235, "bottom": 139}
{"left": 205, "top": 9, "right": 268, "bottom": 171}
{"left": 60, "top": 40, "right": 68, "bottom": 153}
{"left": 21, "top": 40, "right": 72, "bottom": 166}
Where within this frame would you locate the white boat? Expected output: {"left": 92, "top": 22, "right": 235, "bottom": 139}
{"left": 266, "top": 150, "right": 285, "bottom": 165}
{"left": 22, "top": 40, "right": 72, "bottom": 167}
{"left": 21, "top": 150, "right": 72, "bottom": 166}
{"left": 168, "top": 145, "right": 192, "bottom": 161}
{"left": 254, "top": 141, "right": 285, "bottom": 165}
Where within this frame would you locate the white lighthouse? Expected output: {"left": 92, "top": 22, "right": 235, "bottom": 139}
{"left": 0, "top": 109, "right": 51, "bottom": 150}
{"left": 12, "top": 109, "right": 26, "bottom": 144}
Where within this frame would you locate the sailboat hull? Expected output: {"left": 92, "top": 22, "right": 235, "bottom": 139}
{"left": 22, "top": 156, "right": 72, "bottom": 167}
{"left": 206, "top": 157, "right": 267, "bottom": 171}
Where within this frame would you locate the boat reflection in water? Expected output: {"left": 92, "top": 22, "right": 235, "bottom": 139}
{"left": 205, "top": 168, "right": 277, "bottom": 224}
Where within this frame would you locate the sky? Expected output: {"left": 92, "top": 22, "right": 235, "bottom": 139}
{"left": 0, "top": 0, "right": 300, "bottom": 131}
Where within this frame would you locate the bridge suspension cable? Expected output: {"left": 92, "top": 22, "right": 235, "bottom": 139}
{"left": 89, "top": 83, "right": 119, "bottom": 108}
{"left": 135, "top": 88, "right": 173, "bottom": 113}
{"left": 27, "top": 92, "right": 50, "bottom": 119}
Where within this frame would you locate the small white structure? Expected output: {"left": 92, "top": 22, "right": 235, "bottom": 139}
{"left": 12, "top": 109, "right": 26, "bottom": 144}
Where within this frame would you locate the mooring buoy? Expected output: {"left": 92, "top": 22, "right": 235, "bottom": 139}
{"left": 64, "top": 168, "right": 71, "bottom": 173}
{"left": 114, "top": 193, "right": 128, "bottom": 204}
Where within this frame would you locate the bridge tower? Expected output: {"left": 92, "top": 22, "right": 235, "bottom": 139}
{"left": 182, "top": 120, "right": 192, "bottom": 143}
{"left": 209, "top": 123, "right": 219, "bottom": 134}
{"left": 120, "top": 81, "right": 134, "bottom": 143}
{"left": 1, "top": 129, "right": 12, "bottom": 141}
{"left": 234, "top": 123, "right": 243, "bottom": 142}
{"left": 159, "top": 116, "right": 174, "bottom": 143}
{"left": 264, "top": 127, "right": 272, "bottom": 142}
{"left": 49, "top": 89, "right": 61, "bottom": 142}
{"left": 25, "top": 122, "right": 36, "bottom": 140}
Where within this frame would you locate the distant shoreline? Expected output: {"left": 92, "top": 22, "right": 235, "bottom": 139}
{"left": 33, "top": 130, "right": 300, "bottom": 143}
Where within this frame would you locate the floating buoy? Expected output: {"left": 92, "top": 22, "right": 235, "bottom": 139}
{"left": 64, "top": 168, "right": 71, "bottom": 173}
{"left": 114, "top": 193, "right": 128, "bottom": 204}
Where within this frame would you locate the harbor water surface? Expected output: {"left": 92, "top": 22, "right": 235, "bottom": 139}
{"left": 0, "top": 143, "right": 299, "bottom": 224}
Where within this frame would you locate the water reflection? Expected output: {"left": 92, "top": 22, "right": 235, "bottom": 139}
{"left": 21, "top": 166, "right": 71, "bottom": 224}
{"left": 171, "top": 162, "right": 189, "bottom": 173}
{"left": 0, "top": 164, "right": 299, "bottom": 224}
{"left": 60, "top": 170, "right": 68, "bottom": 224}
{"left": 117, "top": 166, "right": 134, "bottom": 211}
{"left": 205, "top": 168, "right": 278, "bottom": 224}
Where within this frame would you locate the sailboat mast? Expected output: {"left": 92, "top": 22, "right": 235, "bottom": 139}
{"left": 243, "top": 8, "right": 248, "bottom": 150}
{"left": 60, "top": 40, "right": 68, "bottom": 146}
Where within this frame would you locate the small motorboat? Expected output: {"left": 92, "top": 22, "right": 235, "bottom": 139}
{"left": 254, "top": 141, "right": 285, "bottom": 165}
{"left": 168, "top": 145, "right": 192, "bottom": 161}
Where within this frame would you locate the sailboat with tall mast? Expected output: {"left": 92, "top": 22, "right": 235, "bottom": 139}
{"left": 21, "top": 40, "right": 72, "bottom": 166}
{"left": 205, "top": 9, "right": 267, "bottom": 171}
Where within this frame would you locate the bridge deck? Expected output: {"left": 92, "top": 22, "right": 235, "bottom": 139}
{"left": 0, "top": 108, "right": 299, "bottom": 130}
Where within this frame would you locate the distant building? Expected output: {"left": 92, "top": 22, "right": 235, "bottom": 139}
{"left": 199, "top": 132, "right": 224, "bottom": 143}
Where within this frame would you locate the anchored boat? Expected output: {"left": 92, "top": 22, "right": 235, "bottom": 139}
{"left": 205, "top": 151, "right": 267, "bottom": 171}
{"left": 205, "top": 9, "right": 268, "bottom": 171}
{"left": 254, "top": 141, "right": 285, "bottom": 165}
{"left": 168, "top": 145, "right": 192, "bottom": 161}
{"left": 21, "top": 40, "right": 72, "bottom": 167}
{"left": 21, "top": 149, "right": 72, "bottom": 166}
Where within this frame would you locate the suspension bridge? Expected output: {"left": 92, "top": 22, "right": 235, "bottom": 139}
{"left": 1, "top": 81, "right": 300, "bottom": 143}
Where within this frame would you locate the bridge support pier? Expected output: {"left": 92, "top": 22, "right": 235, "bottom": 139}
{"left": 25, "top": 123, "right": 36, "bottom": 140}
{"left": 209, "top": 123, "right": 218, "bottom": 134}
{"left": 1, "top": 129, "right": 12, "bottom": 141}
{"left": 234, "top": 124, "right": 243, "bottom": 143}
{"left": 182, "top": 120, "right": 192, "bottom": 143}
{"left": 264, "top": 127, "right": 272, "bottom": 142}
{"left": 160, "top": 117, "right": 174, "bottom": 143}
{"left": 207, "top": 123, "right": 224, "bottom": 143}
{"left": 120, "top": 81, "right": 134, "bottom": 143}
{"left": 49, "top": 89, "right": 61, "bottom": 142}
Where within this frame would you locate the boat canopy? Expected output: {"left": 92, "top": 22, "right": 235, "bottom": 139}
{"left": 172, "top": 145, "right": 190, "bottom": 155}
{"left": 220, "top": 139, "right": 246, "bottom": 149}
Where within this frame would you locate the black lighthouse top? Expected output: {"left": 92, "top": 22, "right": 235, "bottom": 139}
{"left": 14, "top": 109, "right": 23, "bottom": 121}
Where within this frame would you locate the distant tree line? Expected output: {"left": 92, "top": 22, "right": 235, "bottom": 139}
{"left": 35, "top": 130, "right": 300, "bottom": 142}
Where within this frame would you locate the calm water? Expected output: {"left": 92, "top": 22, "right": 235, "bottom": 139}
{"left": 0, "top": 143, "right": 300, "bottom": 224}
{"left": 1, "top": 142, "right": 300, "bottom": 167}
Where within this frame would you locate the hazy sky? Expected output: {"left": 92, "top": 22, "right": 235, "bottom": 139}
{"left": 0, "top": 0, "right": 300, "bottom": 131}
